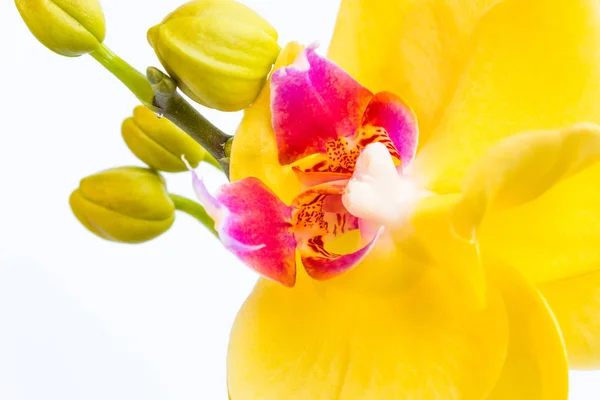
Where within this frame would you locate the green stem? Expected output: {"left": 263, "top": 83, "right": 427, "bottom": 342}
{"left": 147, "top": 67, "right": 232, "bottom": 175}
{"left": 89, "top": 44, "right": 155, "bottom": 109}
{"left": 170, "top": 194, "right": 218, "bottom": 238}
{"left": 88, "top": 44, "right": 232, "bottom": 177}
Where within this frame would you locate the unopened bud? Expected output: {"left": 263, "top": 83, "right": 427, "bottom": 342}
{"left": 122, "top": 106, "right": 216, "bottom": 172}
{"left": 147, "top": 0, "right": 280, "bottom": 111}
{"left": 15, "top": 0, "right": 105, "bottom": 57}
{"left": 69, "top": 167, "right": 174, "bottom": 243}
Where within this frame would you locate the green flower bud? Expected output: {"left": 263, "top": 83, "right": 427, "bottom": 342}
{"left": 69, "top": 167, "right": 174, "bottom": 243}
{"left": 147, "top": 0, "right": 280, "bottom": 111}
{"left": 122, "top": 105, "right": 217, "bottom": 172}
{"left": 15, "top": 0, "right": 105, "bottom": 57}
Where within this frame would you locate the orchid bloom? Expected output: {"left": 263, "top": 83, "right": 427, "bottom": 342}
{"left": 189, "top": 45, "right": 421, "bottom": 286}
{"left": 194, "top": 0, "right": 600, "bottom": 398}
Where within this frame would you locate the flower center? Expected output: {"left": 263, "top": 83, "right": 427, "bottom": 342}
{"left": 342, "top": 142, "right": 429, "bottom": 227}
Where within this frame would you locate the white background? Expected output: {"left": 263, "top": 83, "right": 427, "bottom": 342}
{"left": 1, "top": 0, "right": 599, "bottom": 398}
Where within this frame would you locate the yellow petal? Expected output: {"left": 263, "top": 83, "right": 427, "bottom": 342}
{"left": 397, "top": 193, "right": 487, "bottom": 308}
{"left": 461, "top": 124, "right": 600, "bottom": 283}
{"left": 229, "top": 42, "right": 303, "bottom": 203}
{"left": 487, "top": 264, "right": 568, "bottom": 400}
{"left": 412, "top": 0, "right": 600, "bottom": 193}
{"left": 328, "top": 0, "right": 499, "bottom": 143}
{"left": 449, "top": 124, "right": 600, "bottom": 282}
{"left": 538, "top": 270, "right": 600, "bottom": 369}
{"left": 454, "top": 124, "right": 600, "bottom": 240}
{"left": 227, "top": 265, "right": 508, "bottom": 399}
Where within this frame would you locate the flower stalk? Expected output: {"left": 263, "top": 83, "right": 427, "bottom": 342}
{"left": 147, "top": 67, "right": 232, "bottom": 174}
{"left": 169, "top": 194, "right": 218, "bottom": 238}
{"left": 88, "top": 45, "right": 232, "bottom": 175}
{"left": 89, "top": 44, "right": 155, "bottom": 108}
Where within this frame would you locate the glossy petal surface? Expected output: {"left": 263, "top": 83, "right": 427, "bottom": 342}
{"left": 412, "top": 0, "right": 600, "bottom": 192}
{"left": 361, "top": 91, "right": 418, "bottom": 166}
{"left": 400, "top": 194, "right": 486, "bottom": 308}
{"left": 271, "top": 47, "right": 373, "bottom": 164}
{"left": 486, "top": 264, "right": 568, "bottom": 400}
{"left": 450, "top": 124, "right": 600, "bottom": 283}
{"left": 190, "top": 170, "right": 297, "bottom": 287}
{"left": 228, "top": 266, "right": 508, "bottom": 400}
{"left": 539, "top": 270, "right": 600, "bottom": 369}
{"left": 328, "top": 0, "right": 500, "bottom": 142}
{"left": 217, "top": 178, "right": 297, "bottom": 287}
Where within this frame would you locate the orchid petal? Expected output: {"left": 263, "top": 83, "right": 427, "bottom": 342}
{"left": 486, "top": 263, "right": 568, "bottom": 400}
{"left": 188, "top": 167, "right": 297, "bottom": 287}
{"left": 291, "top": 180, "right": 359, "bottom": 240}
{"left": 227, "top": 263, "right": 508, "bottom": 399}
{"left": 290, "top": 180, "right": 377, "bottom": 280}
{"left": 328, "top": 0, "right": 499, "bottom": 142}
{"left": 539, "top": 270, "right": 600, "bottom": 369}
{"left": 271, "top": 47, "right": 373, "bottom": 164}
{"left": 300, "top": 228, "right": 381, "bottom": 281}
{"left": 186, "top": 160, "right": 223, "bottom": 220}
{"left": 360, "top": 91, "right": 418, "bottom": 166}
{"left": 216, "top": 178, "right": 297, "bottom": 287}
{"left": 399, "top": 194, "right": 487, "bottom": 308}
{"left": 451, "top": 124, "right": 600, "bottom": 283}
{"left": 412, "top": 0, "right": 600, "bottom": 193}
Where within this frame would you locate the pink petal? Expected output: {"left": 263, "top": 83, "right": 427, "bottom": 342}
{"left": 271, "top": 47, "right": 373, "bottom": 164}
{"left": 360, "top": 91, "right": 419, "bottom": 166}
{"left": 188, "top": 164, "right": 223, "bottom": 219}
{"left": 188, "top": 169, "right": 297, "bottom": 287}
{"left": 300, "top": 228, "right": 382, "bottom": 280}
{"left": 358, "top": 219, "right": 382, "bottom": 242}
{"left": 216, "top": 178, "right": 297, "bottom": 287}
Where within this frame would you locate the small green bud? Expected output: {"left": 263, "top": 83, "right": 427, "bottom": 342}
{"left": 122, "top": 105, "right": 216, "bottom": 172}
{"left": 69, "top": 167, "right": 174, "bottom": 243}
{"left": 15, "top": 0, "right": 106, "bottom": 57}
{"left": 147, "top": 0, "right": 280, "bottom": 111}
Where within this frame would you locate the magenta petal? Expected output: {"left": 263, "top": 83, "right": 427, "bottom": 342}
{"left": 361, "top": 91, "right": 419, "bottom": 166}
{"left": 271, "top": 47, "right": 373, "bottom": 164}
{"left": 215, "top": 178, "right": 297, "bottom": 287}
{"left": 300, "top": 228, "right": 382, "bottom": 280}
{"left": 188, "top": 170, "right": 297, "bottom": 287}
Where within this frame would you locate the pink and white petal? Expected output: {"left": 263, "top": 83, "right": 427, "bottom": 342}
{"left": 360, "top": 91, "right": 419, "bottom": 166}
{"left": 359, "top": 219, "right": 382, "bottom": 242}
{"left": 189, "top": 170, "right": 297, "bottom": 287}
{"left": 300, "top": 228, "right": 382, "bottom": 280}
{"left": 271, "top": 47, "right": 373, "bottom": 164}
{"left": 216, "top": 178, "right": 298, "bottom": 287}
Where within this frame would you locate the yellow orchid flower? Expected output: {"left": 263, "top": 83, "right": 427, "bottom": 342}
{"left": 14, "top": 0, "right": 600, "bottom": 397}
{"left": 203, "top": 0, "right": 600, "bottom": 398}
